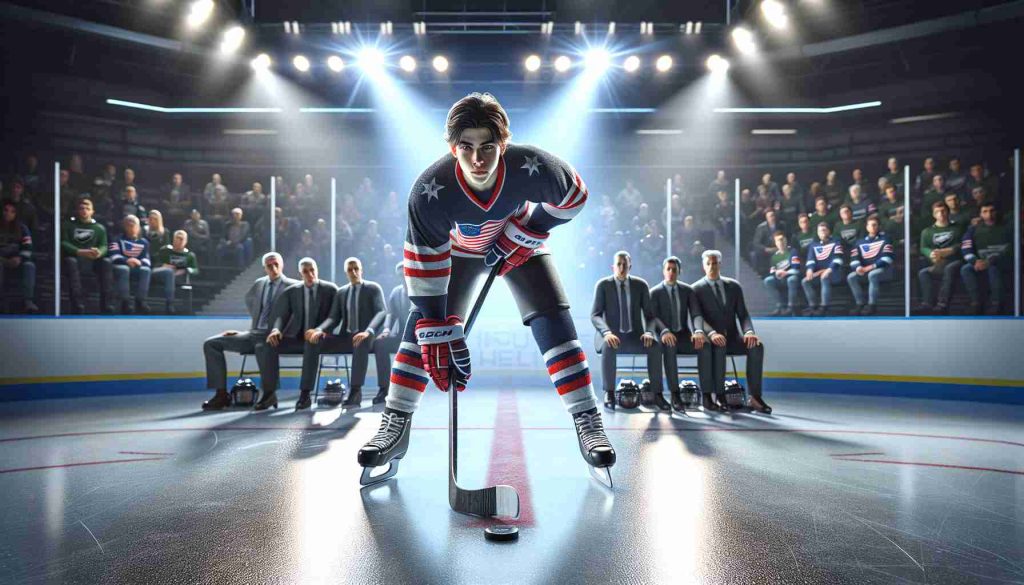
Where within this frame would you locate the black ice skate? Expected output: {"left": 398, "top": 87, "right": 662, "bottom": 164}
{"left": 572, "top": 407, "right": 616, "bottom": 488}
{"left": 358, "top": 407, "right": 412, "bottom": 487}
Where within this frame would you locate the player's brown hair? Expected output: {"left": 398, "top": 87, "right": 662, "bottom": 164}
{"left": 444, "top": 92, "right": 512, "bottom": 146}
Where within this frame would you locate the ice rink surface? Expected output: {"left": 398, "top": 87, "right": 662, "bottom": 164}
{"left": 1, "top": 387, "right": 1021, "bottom": 584}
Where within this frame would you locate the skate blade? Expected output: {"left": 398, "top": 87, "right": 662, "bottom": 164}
{"left": 359, "top": 458, "right": 401, "bottom": 487}
{"left": 588, "top": 465, "right": 614, "bottom": 490}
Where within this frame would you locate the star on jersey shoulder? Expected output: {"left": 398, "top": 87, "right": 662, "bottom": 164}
{"left": 521, "top": 155, "right": 543, "bottom": 177}
{"left": 421, "top": 177, "right": 444, "bottom": 202}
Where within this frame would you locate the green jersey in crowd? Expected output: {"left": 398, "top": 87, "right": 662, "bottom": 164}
{"left": 832, "top": 219, "right": 864, "bottom": 251}
{"left": 60, "top": 218, "right": 108, "bottom": 257}
{"left": 962, "top": 221, "right": 1012, "bottom": 265}
{"left": 791, "top": 228, "right": 816, "bottom": 256}
{"left": 919, "top": 222, "right": 966, "bottom": 266}
{"left": 154, "top": 245, "right": 199, "bottom": 276}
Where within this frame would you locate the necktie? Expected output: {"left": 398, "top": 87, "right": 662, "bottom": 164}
{"left": 619, "top": 280, "right": 631, "bottom": 334}
{"left": 348, "top": 285, "right": 359, "bottom": 334}
{"left": 670, "top": 286, "right": 681, "bottom": 331}
{"left": 305, "top": 286, "right": 314, "bottom": 331}
{"left": 258, "top": 280, "right": 274, "bottom": 330}
{"left": 715, "top": 281, "right": 726, "bottom": 306}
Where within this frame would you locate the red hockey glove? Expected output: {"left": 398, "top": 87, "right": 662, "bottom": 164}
{"left": 484, "top": 217, "right": 548, "bottom": 276}
{"left": 415, "top": 316, "right": 472, "bottom": 392}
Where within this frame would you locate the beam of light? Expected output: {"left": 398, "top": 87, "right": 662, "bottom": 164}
{"left": 714, "top": 100, "right": 882, "bottom": 113}
{"left": 524, "top": 54, "right": 542, "bottom": 72}
{"left": 357, "top": 47, "right": 386, "bottom": 71}
{"left": 326, "top": 55, "right": 344, "bottom": 72}
{"left": 553, "top": 55, "right": 572, "bottom": 72}
{"left": 761, "top": 0, "right": 789, "bottom": 29}
{"left": 298, "top": 107, "right": 375, "bottom": 113}
{"left": 890, "top": 112, "right": 959, "bottom": 124}
{"left": 186, "top": 0, "right": 214, "bottom": 29}
{"left": 222, "top": 129, "right": 278, "bottom": 135}
{"left": 655, "top": 54, "right": 673, "bottom": 72}
{"left": 106, "top": 98, "right": 281, "bottom": 113}
{"left": 731, "top": 27, "right": 757, "bottom": 55}
{"left": 219, "top": 25, "right": 245, "bottom": 55}
{"left": 751, "top": 128, "right": 797, "bottom": 134}
{"left": 293, "top": 55, "right": 310, "bottom": 72}
{"left": 584, "top": 48, "right": 611, "bottom": 73}
{"left": 706, "top": 54, "right": 730, "bottom": 74}
{"left": 636, "top": 129, "right": 683, "bottom": 135}
{"left": 251, "top": 53, "right": 271, "bottom": 71}
{"left": 588, "top": 108, "right": 655, "bottom": 113}
{"left": 432, "top": 55, "right": 449, "bottom": 72}
{"left": 399, "top": 55, "right": 417, "bottom": 72}
{"left": 623, "top": 55, "right": 640, "bottom": 72}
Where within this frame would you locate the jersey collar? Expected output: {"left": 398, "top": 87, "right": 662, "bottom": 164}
{"left": 454, "top": 156, "right": 506, "bottom": 212}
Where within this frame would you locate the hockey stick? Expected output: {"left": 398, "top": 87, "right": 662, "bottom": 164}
{"left": 449, "top": 261, "right": 520, "bottom": 519}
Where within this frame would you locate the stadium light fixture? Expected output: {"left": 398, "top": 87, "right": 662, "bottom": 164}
{"left": 554, "top": 56, "right": 572, "bottom": 72}
{"left": 655, "top": 54, "right": 673, "bottom": 73}
{"left": 584, "top": 49, "right": 611, "bottom": 73}
{"left": 432, "top": 56, "right": 449, "bottom": 73}
{"left": 706, "top": 54, "right": 730, "bottom": 74}
{"left": 623, "top": 55, "right": 640, "bottom": 73}
{"left": 219, "top": 26, "right": 245, "bottom": 55}
{"left": 358, "top": 47, "right": 386, "bottom": 71}
{"left": 186, "top": 0, "right": 214, "bottom": 29}
{"left": 761, "top": 0, "right": 789, "bottom": 29}
{"left": 327, "top": 55, "right": 345, "bottom": 72}
{"left": 293, "top": 55, "right": 310, "bottom": 72}
{"left": 731, "top": 27, "right": 757, "bottom": 55}
{"left": 399, "top": 55, "right": 417, "bottom": 72}
{"left": 525, "top": 54, "right": 542, "bottom": 72}
{"left": 251, "top": 53, "right": 271, "bottom": 72}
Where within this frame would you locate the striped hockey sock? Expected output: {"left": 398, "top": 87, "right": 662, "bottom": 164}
{"left": 530, "top": 310, "right": 598, "bottom": 414}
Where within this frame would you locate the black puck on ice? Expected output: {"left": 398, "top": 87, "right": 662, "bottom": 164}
{"left": 484, "top": 524, "right": 519, "bottom": 542}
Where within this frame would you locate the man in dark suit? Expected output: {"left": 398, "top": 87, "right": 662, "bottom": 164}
{"left": 691, "top": 250, "right": 772, "bottom": 413}
{"left": 374, "top": 262, "right": 412, "bottom": 405}
{"left": 590, "top": 251, "right": 661, "bottom": 410}
{"left": 306, "top": 257, "right": 388, "bottom": 408}
{"left": 201, "top": 252, "right": 297, "bottom": 410}
{"left": 259, "top": 257, "right": 339, "bottom": 410}
{"left": 649, "top": 256, "right": 712, "bottom": 412}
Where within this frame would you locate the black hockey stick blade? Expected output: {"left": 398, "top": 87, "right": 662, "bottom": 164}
{"left": 359, "top": 456, "right": 402, "bottom": 487}
{"left": 589, "top": 465, "right": 614, "bottom": 490}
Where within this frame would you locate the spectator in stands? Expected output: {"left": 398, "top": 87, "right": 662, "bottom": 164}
{"left": 115, "top": 168, "right": 141, "bottom": 203}
{"left": 639, "top": 219, "right": 666, "bottom": 277}
{"left": 945, "top": 192, "right": 970, "bottom": 226}
{"left": 915, "top": 157, "right": 938, "bottom": 196}
{"left": 763, "top": 231, "right": 801, "bottom": 316}
{"left": 0, "top": 200, "right": 38, "bottom": 313}
{"left": 875, "top": 177, "right": 891, "bottom": 201}
{"left": 184, "top": 208, "right": 210, "bottom": 257}
{"left": 966, "top": 163, "right": 999, "bottom": 202}
{"left": 967, "top": 186, "right": 992, "bottom": 223}
{"left": 145, "top": 209, "right": 171, "bottom": 251}
{"left": 203, "top": 173, "right": 225, "bottom": 202}
{"left": 708, "top": 170, "right": 729, "bottom": 200}
{"left": 201, "top": 252, "right": 295, "bottom": 410}
{"left": 59, "top": 169, "right": 80, "bottom": 216}
{"left": 667, "top": 193, "right": 684, "bottom": 226}
{"left": 878, "top": 184, "right": 902, "bottom": 223}
{"left": 671, "top": 173, "right": 684, "bottom": 198}
{"left": 21, "top": 154, "right": 42, "bottom": 195}
{"left": 712, "top": 189, "right": 734, "bottom": 238}
{"left": 833, "top": 204, "right": 864, "bottom": 252}
{"left": 162, "top": 172, "right": 192, "bottom": 227}
{"left": 802, "top": 222, "right": 844, "bottom": 316}
{"left": 152, "top": 230, "right": 198, "bottom": 314}
{"left": 339, "top": 193, "right": 361, "bottom": 225}
{"left": 303, "top": 174, "right": 319, "bottom": 200}
{"left": 674, "top": 215, "right": 706, "bottom": 282}
{"left": 824, "top": 170, "right": 843, "bottom": 208}
{"left": 850, "top": 168, "right": 867, "bottom": 193}
{"left": 785, "top": 172, "right": 805, "bottom": 208}
{"left": 946, "top": 157, "right": 967, "bottom": 197}
{"left": 884, "top": 157, "right": 903, "bottom": 192}
{"left": 917, "top": 201, "right": 965, "bottom": 314}
{"left": 960, "top": 203, "right": 1012, "bottom": 315}
{"left": 807, "top": 181, "right": 824, "bottom": 211}
{"left": 847, "top": 216, "right": 895, "bottom": 315}
{"left": 920, "top": 174, "right": 946, "bottom": 219}
{"left": 883, "top": 203, "right": 906, "bottom": 248}
{"left": 217, "top": 207, "right": 253, "bottom": 267}
{"left": 118, "top": 186, "right": 147, "bottom": 228}
{"left": 295, "top": 229, "right": 319, "bottom": 264}
{"left": 760, "top": 173, "right": 782, "bottom": 201}
{"left": 847, "top": 184, "right": 876, "bottom": 222}
{"left": 379, "top": 190, "right": 404, "bottom": 240}
{"left": 273, "top": 176, "right": 289, "bottom": 199}
{"left": 7, "top": 179, "right": 37, "bottom": 233}
{"left": 67, "top": 153, "right": 90, "bottom": 194}
{"left": 750, "top": 209, "right": 785, "bottom": 275}
{"left": 92, "top": 163, "right": 117, "bottom": 211}
{"left": 241, "top": 181, "right": 266, "bottom": 218}
{"left": 61, "top": 198, "right": 114, "bottom": 314}
{"left": 791, "top": 213, "right": 816, "bottom": 258}
{"left": 109, "top": 214, "right": 151, "bottom": 314}
{"left": 618, "top": 179, "right": 642, "bottom": 210}
{"left": 776, "top": 183, "right": 804, "bottom": 228}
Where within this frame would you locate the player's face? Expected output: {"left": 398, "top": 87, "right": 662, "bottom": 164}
{"left": 264, "top": 256, "right": 282, "bottom": 280}
{"left": 300, "top": 263, "right": 318, "bottom": 286}
{"left": 613, "top": 256, "right": 630, "bottom": 278}
{"left": 452, "top": 127, "right": 502, "bottom": 188}
{"left": 867, "top": 220, "right": 879, "bottom": 236}
{"left": 663, "top": 262, "right": 679, "bottom": 284}
{"left": 346, "top": 261, "right": 362, "bottom": 285}
{"left": 703, "top": 255, "right": 721, "bottom": 279}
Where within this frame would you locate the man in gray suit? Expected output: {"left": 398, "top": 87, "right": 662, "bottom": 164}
{"left": 374, "top": 262, "right": 412, "bottom": 405}
{"left": 691, "top": 250, "right": 772, "bottom": 413}
{"left": 590, "top": 250, "right": 661, "bottom": 410}
{"left": 259, "top": 257, "right": 338, "bottom": 410}
{"left": 649, "top": 256, "right": 712, "bottom": 412}
{"left": 306, "top": 257, "right": 388, "bottom": 408}
{"left": 201, "top": 252, "right": 297, "bottom": 410}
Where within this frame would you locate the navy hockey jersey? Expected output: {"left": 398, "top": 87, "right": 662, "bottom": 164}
{"left": 849, "top": 234, "right": 894, "bottom": 270}
{"left": 108, "top": 236, "right": 151, "bottom": 267}
{"left": 805, "top": 237, "right": 844, "bottom": 271}
{"left": 403, "top": 144, "right": 588, "bottom": 319}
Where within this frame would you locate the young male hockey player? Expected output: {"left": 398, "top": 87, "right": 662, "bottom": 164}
{"left": 357, "top": 92, "right": 615, "bottom": 483}
{"left": 846, "top": 216, "right": 895, "bottom": 315}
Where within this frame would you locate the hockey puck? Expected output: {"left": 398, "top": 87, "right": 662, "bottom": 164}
{"left": 484, "top": 525, "right": 519, "bottom": 542}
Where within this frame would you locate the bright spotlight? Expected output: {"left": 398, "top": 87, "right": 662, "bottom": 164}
{"left": 327, "top": 55, "right": 345, "bottom": 72}
{"left": 731, "top": 27, "right": 757, "bottom": 55}
{"left": 399, "top": 55, "right": 417, "bottom": 72}
{"left": 250, "top": 53, "right": 271, "bottom": 71}
{"left": 655, "top": 54, "right": 673, "bottom": 72}
{"left": 432, "top": 55, "right": 449, "bottom": 72}
{"left": 761, "top": 0, "right": 789, "bottom": 29}
{"left": 358, "top": 48, "right": 386, "bottom": 71}
{"left": 706, "top": 53, "right": 730, "bottom": 74}
{"left": 219, "top": 25, "right": 245, "bottom": 54}
{"left": 293, "top": 55, "right": 310, "bottom": 72}
{"left": 524, "top": 54, "right": 542, "bottom": 72}
{"left": 623, "top": 55, "right": 640, "bottom": 72}
{"left": 186, "top": 0, "right": 214, "bottom": 29}
{"left": 584, "top": 49, "right": 611, "bottom": 73}
{"left": 554, "top": 55, "right": 572, "bottom": 72}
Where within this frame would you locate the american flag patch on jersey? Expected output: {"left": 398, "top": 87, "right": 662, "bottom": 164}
{"left": 814, "top": 243, "right": 837, "bottom": 261}
{"left": 451, "top": 218, "right": 509, "bottom": 255}
{"left": 858, "top": 240, "right": 887, "bottom": 260}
